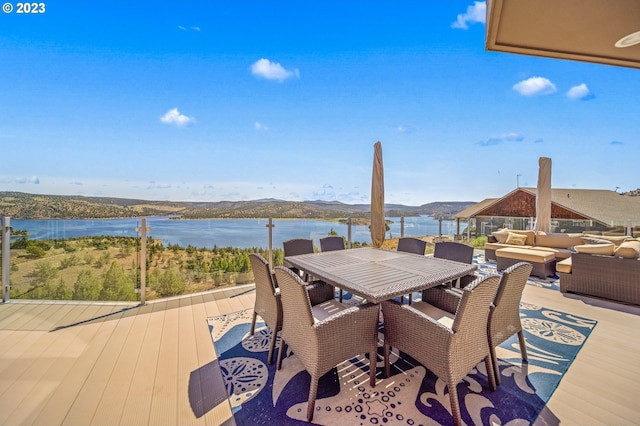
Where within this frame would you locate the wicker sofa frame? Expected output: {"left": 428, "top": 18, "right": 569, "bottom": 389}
{"left": 558, "top": 252, "right": 640, "bottom": 306}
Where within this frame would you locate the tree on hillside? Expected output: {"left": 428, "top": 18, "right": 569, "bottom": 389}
{"left": 23, "top": 262, "right": 59, "bottom": 299}
{"left": 26, "top": 242, "right": 47, "bottom": 259}
{"left": 53, "top": 278, "right": 72, "bottom": 300}
{"left": 73, "top": 270, "right": 102, "bottom": 300}
{"left": 100, "top": 261, "right": 136, "bottom": 301}
{"left": 154, "top": 267, "right": 186, "bottom": 297}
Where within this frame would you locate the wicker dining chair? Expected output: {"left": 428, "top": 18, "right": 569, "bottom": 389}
{"left": 397, "top": 237, "right": 427, "bottom": 304}
{"left": 249, "top": 254, "right": 335, "bottom": 364}
{"left": 422, "top": 261, "right": 533, "bottom": 386}
{"left": 249, "top": 253, "right": 282, "bottom": 364}
{"left": 382, "top": 274, "right": 501, "bottom": 426}
{"left": 434, "top": 241, "right": 476, "bottom": 288}
{"left": 487, "top": 262, "right": 533, "bottom": 384}
{"left": 397, "top": 236, "right": 427, "bottom": 255}
{"left": 319, "top": 235, "right": 346, "bottom": 301}
{"left": 274, "top": 266, "right": 379, "bottom": 422}
{"left": 283, "top": 238, "right": 315, "bottom": 281}
{"left": 319, "top": 235, "right": 345, "bottom": 252}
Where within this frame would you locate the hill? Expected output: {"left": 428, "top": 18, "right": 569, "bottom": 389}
{"left": 0, "top": 191, "right": 476, "bottom": 220}
{"left": 622, "top": 188, "right": 640, "bottom": 197}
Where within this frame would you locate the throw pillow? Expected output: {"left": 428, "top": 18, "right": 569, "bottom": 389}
{"left": 492, "top": 228, "right": 510, "bottom": 244}
{"left": 582, "top": 234, "right": 630, "bottom": 246}
{"left": 614, "top": 240, "right": 640, "bottom": 259}
{"left": 574, "top": 243, "right": 615, "bottom": 256}
{"left": 581, "top": 236, "right": 612, "bottom": 245}
{"left": 505, "top": 232, "right": 528, "bottom": 246}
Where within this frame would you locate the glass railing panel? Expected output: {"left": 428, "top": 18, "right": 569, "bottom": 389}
{"left": 9, "top": 215, "right": 631, "bottom": 302}
{"left": 144, "top": 233, "right": 262, "bottom": 302}
{"left": 271, "top": 218, "right": 369, "bottom": 251}
{"left": 8, "top": 218, "right": 141, "bottom": 302}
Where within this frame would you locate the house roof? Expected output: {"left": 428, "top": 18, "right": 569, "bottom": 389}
{"left": 455, "top": 188, "right": 640, "bottom": 227}
{"left": 486, "top": 0, "right": 640, "bottom": 70}
{"left": 454, "top": 197, "right": 499, "bottom": 219}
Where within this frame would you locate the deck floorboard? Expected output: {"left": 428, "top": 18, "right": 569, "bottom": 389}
{"left": 1, "top": 282, "right": 639, "bottom": 425}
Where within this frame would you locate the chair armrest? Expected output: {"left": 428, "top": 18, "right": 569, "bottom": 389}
{"left": 421, "top": 286, "right": 462, "bottom": 314}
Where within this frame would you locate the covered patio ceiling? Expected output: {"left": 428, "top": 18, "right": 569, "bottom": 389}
{"left": 486, "top": 0, "right": 640, "bottom": 69}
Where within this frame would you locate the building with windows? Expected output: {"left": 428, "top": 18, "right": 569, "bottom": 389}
{"left": 455, "top": 187, "right": 640, "bottom": 238}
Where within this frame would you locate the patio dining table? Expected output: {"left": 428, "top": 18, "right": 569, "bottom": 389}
{"left": 284, "top": 247, "right": 477, "bottom": 304}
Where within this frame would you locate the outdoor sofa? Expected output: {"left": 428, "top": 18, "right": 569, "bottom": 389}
{"left": 485, "top": 228, "right": 640, "bottom": 305}
{"left": 558, "top": 252, "right": 640, "bottom": 305}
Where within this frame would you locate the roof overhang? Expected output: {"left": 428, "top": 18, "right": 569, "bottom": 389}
{"left": 486, "top": 0, "right": 640, "bottom": 69}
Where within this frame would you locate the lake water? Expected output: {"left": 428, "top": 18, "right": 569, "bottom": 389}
{"left": 10, "top": 216, "right": 458, "bottom": 249}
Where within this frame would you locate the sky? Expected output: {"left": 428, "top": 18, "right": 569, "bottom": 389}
{"left": 1, "top": 1, "right": 639, "bottom": 206}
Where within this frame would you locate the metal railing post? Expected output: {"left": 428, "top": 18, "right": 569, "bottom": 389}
{"left": 2, "top": 216, "right": 10, "bottom": 303}
{"left": 347, "top": 218, "right": 352, "bottom": 249}
{"left": 400, "top": 216, "right": 405, "bottom": 237}
{"left": 136, "top": 218, "right": 150, "bottom": 305}
{"left": 267, "top": 218, "right": 274, "bottom": 269}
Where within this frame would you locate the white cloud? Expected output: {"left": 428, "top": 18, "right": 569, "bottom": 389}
{"left": 251, "top": 58, "right": 300, "bottom": 82}
{"left": 566, "top": 83, "right": 591, "bottom": 100}
{"left": 160, "top": 108, "right": 194, "bottom": 127}
{"left": 479, "top": 132, "right": 524, "bottom": 147}
{"left": 178, "top": 26, "right": 200, "bottom": 32}
{"left": 512, "top": 77, "right": 557, "bottom": 96}
{"left": 452, "top": 1, "right": 486, "bottom": 29}
{"left": 15, "top": 176, "right": 40, "bottom": 184}
{"left": 254, "top": 121, "right": 269, "bottom": 131}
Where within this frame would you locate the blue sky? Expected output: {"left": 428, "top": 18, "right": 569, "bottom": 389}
{"left": 1, "top": 1, "right": 639, "bottom": 205}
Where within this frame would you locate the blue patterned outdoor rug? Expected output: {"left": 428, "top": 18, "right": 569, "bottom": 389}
{"left": 208, "top": 303, "right": 595, "bottom": 425}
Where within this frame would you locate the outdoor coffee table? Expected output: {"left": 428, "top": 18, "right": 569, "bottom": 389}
{"left": 495, "top": 247, "right": 556, "bottom": 278}
{"left": 284, "top": 247, "right": 477, "bottom": 304}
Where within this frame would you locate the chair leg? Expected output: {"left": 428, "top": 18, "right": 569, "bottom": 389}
{"left": 448, "top": 382, "right": 463, "bottom": 426}
{"left": 489, "top": 344, "right": 501, "bottom": 386}
{"left": 276, "top": 338, "right": 285, "bottom": 370}
{"left": 518, "top": 330, "right": 528, "bottom": 361}
{"left": 267, "top": 329, "right": 277, "bottom": 364}
{"left": 408, "top": 293, "right": 412, "bottom": 305}
{"left": 339, "top": 288, "right": 343, "bottom": 303}
{"left": 307, "top": 376, "right": 319, "bottom": 422}
{"left": 250, "top": 311, "right": 257, "bottom": 336}
{"left": 384, "top": 344, "right": 391, "bottom": 378}
{"left": 485, "top": 355, "right": 496, "bottom": 391}
{"left": 369, "top": 350, "right": 377, "bottom": 387}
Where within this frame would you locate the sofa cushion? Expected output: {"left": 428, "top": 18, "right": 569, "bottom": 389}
{"left": 582, "top": 233, "right": 630, "bottom": 246}
{"left": 530, "top": 246, "right": 573, "bottom": 259}
{"left": 492, "top": 228, "right": 511, "bottom": 243}
{"left": 556, "top": 257, "right": 572, "bottom": 274}
{"left": 535, "top": 232, "right": 585, "bottom": 249}
{"left": 614, "top": 240, "right": 640, "bottom": 259}
{"left": 485, "top": 242, "right": 532, "bottom": 251}
{"left": 492, "top": 229, "right": 536, "bottom": 245}
{"left": 574, "top": 243, "right": 615, "bottom": 256}
{"left": 581, "top": 236, "right": 613, "bottom": 245}
{"left": 496, "top": 247, "right": 555, "bottom": 263}
{"left": 505, "top": 232, "right": 528, "bottom": 246}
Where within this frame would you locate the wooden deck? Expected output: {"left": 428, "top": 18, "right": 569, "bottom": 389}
{"left": 1, "top": 282, "right": 639, "bottom": 425}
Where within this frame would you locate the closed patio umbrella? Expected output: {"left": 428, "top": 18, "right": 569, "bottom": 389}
{"left": 370, "top": 141, "right": 385, "bottom": 248}
{"left": 534, "top": 156, "right": 552, "bottom": 233}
